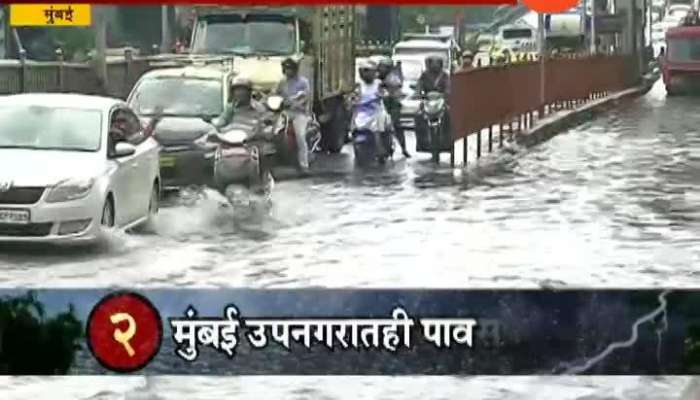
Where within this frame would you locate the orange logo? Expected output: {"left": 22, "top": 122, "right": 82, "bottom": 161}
{"left": 523, "top": 0, "right": 580, "bottom": 13}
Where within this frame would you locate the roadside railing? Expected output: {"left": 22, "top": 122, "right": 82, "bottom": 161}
{"left": 0, "top": 50, "right": 161, "bottom": 99}
{"left": 448, "top": 54, "right": 636, "bottom": 166}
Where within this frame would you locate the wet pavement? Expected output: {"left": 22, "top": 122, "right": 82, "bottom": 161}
{"left": 0, "top": 81, "right": 699, "bottom": 398}
{"left": 1, "top": 82, "right": 698, "bottom": 290}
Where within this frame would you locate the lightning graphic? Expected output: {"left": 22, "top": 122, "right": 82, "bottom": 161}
{"left": 558, "top": 289, "right": 672, "bottom": 375}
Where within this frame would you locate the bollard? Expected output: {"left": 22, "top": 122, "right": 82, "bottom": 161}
{"left": 499, "top": 123, "right": 504, "bottom": 147}
{"left": 19, "top": 49, "right": 27, "bottom": 93}
{"left": 450, "top": 146, "right": 455, "bottom": 167}
{"left": 56, "top": 48, "right": 64, "bottom": 92}
{"left": 476, "top": 131, "right": 481, "bottom": 159}
{"left": 488, "top": 126, "right": 493, "bottom": 152}
{"left": 509, "top": 120, "right": 514, "bottom": 140}
{"left": 462, "top": 135, "right": 468, "bottom": 166}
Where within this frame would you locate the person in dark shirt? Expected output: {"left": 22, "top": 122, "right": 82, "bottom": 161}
{"left": 415, "top": 56, "right": 450, "bottom": 96}
{"left": 414, "top": 56, "right": 451, "bottom": 153}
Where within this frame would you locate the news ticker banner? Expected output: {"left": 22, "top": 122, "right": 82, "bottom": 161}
{"left": 4, "top": 289, "right": 700, "bottom": 375}
{"left": 5, "top": 1, "right": 582, "bottom": 24}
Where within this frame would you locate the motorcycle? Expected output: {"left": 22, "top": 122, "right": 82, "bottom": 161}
{"left": 195, "top": 117, "right": 276, "bottom": 203}
{"left": 264, "top": 94, "right": 321, "bottom": 169}
{"left": 417, "top": 91, "right": 448, "bottom": 163}
{"left": 349, "top": 91, "right": 394, "bottom": 166}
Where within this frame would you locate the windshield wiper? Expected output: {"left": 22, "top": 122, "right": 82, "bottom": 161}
{"left": 254, "top": 49, "right": 289, "bottom": 56}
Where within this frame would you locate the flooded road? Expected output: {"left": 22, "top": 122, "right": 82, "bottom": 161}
{"left": 1, "top": 83, "right": 698, "bottom": 289}
{"left": 1, "top": 82, "right": 699, "bottom": 398}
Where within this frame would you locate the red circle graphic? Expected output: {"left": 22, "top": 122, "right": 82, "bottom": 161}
{"left": 87, "top": 292, "right": 162, "bottom": 373}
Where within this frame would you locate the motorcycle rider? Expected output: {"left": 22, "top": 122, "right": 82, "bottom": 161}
{"left": 414, "top": 56, "right": 451, "bottom": 152}
{"left": 376, "top": 56, "right": 411, "bottom": 158}
{"left": 217, "top": 76, "right": 267, "bottom": 127}
{"left": 275, "top": 57, "right": 312, "bottom": 175}
{"left": 353, "top": 59, "right": 393, "bottom": 161}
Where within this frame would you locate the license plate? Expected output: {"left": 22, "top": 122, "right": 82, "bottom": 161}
{"left": 160, "top": 156, "right": 176, "bottom": 168}
{"left": 0, "top": 209, "right": 30, "bottom": 224}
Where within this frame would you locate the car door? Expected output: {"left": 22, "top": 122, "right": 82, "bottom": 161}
{"left": 121, "top": 107, "right": 159, "bottom": 220}
{"left": 107, "top": 108, "right": 138, "bottom": 226}
{"left": 110, "top": 108, "right": 143, "bottom": 224}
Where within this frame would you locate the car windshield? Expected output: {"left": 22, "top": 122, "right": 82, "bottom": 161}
{"left": 669, "top": 9, "right": 689, "bottom": 18}
{"left": 0, "top": 105, "right": 102, "bottom": 151}
{"left": 502, "top": 29, "right": 533, "bottom": 40}
{"left": 397, "top": 60, "right": 423, "bottom": 81}
{"left": 131, "top": 77, "right": 224, "bottom": 117}
{"left": 192, "top": 18, "right": 296, "bottom": 56}
{"left": 668, "top": 37, "right": 700, "bottom": 62}
{"left": 394, "top": 49, "right": 448, "bottom": 65}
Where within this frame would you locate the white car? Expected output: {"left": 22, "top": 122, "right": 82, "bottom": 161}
{"left": 0, "top": 93, "right": 161, "bottom": 243}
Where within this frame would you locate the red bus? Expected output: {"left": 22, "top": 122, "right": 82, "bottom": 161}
{"left": 662, "top": 25, "right": 700, "bottom": 95}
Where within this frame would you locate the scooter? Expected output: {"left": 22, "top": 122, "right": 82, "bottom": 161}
{"left": 417, "top": 91, "right": 448, "bottom": 163}
{"left": 350, "top": 92, "right": 394, "bottom": 167}
{"left": 195, "top": 118, "right": 276, "bottom": 205}
{"left": 264, "top": 94, "right": 321, "bottom": 169}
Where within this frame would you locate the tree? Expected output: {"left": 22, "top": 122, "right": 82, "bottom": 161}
{"left": 0, "top": 291, "right": 82, "bottom": 374}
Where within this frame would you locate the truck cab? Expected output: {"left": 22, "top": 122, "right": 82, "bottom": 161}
{"left": 661, "top": 25, "right": 700, "bottom": 95}
{"left": 189, "top": 6, "right": 356, "bottom": 153}
{"left": 190, "top": 9, "right": 301, "bottom": 94}
{"left": 497, "top": 23, "right": 536, "bottom": 54}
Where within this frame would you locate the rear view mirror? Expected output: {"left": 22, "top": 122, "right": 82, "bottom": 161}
{"left": 113, "top": 142, "right": 136, "bottom": 158}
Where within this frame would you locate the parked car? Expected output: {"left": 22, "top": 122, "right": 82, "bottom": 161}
{"left": 0, "top": 93, "right": 160, "bottom": 243}
{"left": 127, "top": 64, "right": 233, "bottom": 189}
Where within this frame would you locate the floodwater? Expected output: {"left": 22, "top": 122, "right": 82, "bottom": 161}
{"left": 0, "top": 82, "right": 698, "bottom": 398}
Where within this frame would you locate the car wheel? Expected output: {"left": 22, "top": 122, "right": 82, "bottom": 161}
{"left": 148, "top": 183, "right": 159, "bottom": 217}
{"left": 101, "top": 198, "right": 115, "bottom": 228}
{"left": 135, "top": 183, "right": 159, "bottom": 234}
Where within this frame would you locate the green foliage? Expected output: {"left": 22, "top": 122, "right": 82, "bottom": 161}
{"left": 0, "top": 291, "right": 82, "bottom": 374}
{"left": 42, "top": 27, "right": 94, "bottom": 61}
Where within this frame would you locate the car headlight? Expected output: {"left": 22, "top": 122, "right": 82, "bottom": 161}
{"left": 46, "top": 177, "right": 95, "bottom": 203}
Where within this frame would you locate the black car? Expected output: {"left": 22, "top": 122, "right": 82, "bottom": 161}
{"left": 127, "top": 65, "right": 234, "bottom": 189}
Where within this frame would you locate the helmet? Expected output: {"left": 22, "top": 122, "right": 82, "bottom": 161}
{"left": 358, "top": 59, "right": 377, "bottom": 71}
{"left": 230, "top": 76, "right": 252, "bottom": 90}
{"left": 425, "top": 56, "right": 443, "bottom": 68}
{"left": 282, "top": 57, "right": 299, "bottom": 70}
{"left": 376, "top": 56, "right": 393, "bottom": 67}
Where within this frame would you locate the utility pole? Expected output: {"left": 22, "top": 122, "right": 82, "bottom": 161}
{"left": 92, "top": 5, "right": 107, "bottom": 93}
{"left": 582, "top": 0, "right": 589, "bottom": 50}
{"left": 161, "top": 5, "right": 171, "bottom": 53}
{"left": 538, "top": 12, "right": 545, "bottom": 115}
{"left": 591, "top": 0, "right": 598, "bottom": 54}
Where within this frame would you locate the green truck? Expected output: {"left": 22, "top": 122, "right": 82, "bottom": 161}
{"left": 188, "top": 6, "right": 356, "bottom": 153}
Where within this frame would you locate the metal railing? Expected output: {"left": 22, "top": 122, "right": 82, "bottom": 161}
{"left": 0, "top": 50, "right": 230, "bottom": 99}
{"left": 448, "top": 54, "right": 638, "bottom": 166}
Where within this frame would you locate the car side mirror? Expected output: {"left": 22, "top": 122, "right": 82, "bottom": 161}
{"left": 113, "top": 142, "right": 136, "bottom": 158}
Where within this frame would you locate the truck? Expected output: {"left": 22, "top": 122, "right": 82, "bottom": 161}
{"left": 544, "top": 9, "right": 586, "bottom": 52}
{"left": 187, "top": 6, "right": 355, "bottom": 153}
